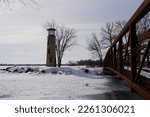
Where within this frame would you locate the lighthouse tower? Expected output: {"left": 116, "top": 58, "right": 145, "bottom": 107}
{"left": 46, "top": 28, "right": 56, "bottom": 67}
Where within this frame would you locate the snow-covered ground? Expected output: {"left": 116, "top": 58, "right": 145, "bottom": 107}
{"left": 124, "top": 66, "right": 150, "bottom": 78}
{"left": 0, "top": 66, "right": 142, "bottom": 100}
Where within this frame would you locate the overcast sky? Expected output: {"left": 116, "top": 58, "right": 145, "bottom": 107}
{"left": 0, "top": 0, "right": 143, "bottom": 64}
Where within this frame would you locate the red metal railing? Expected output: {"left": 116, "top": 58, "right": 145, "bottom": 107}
{"left": 104, "top": 0, "right": 150, "bottom": 99}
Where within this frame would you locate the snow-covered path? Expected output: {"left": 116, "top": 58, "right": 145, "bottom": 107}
{"left": 0, "top": 66, "right": 143, "bottom": 100}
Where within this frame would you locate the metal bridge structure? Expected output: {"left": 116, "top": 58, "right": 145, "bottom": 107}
{"left": 103, "top": 0, "right": 150, "bottom": 99}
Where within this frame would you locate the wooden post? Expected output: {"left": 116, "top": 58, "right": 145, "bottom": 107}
{"left": 119, "top": 39, "right": 123, "bottom": 73}
{"left": 113, "top": 44, "right": 117, "bottom": 70}
{"left": 147, "top": 56, "right": 150, "bottom": 68}
{"left": 130, "top": 24, "right": 137, "bottom": 82}
{"left": 109, "top": 50, "right": 112, "bottom": 68}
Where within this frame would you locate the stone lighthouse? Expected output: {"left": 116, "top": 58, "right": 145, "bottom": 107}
{"left": 46, "top": 28, "right": 56, "bottom": 67}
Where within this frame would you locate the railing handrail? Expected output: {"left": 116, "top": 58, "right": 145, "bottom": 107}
{"left": 108, "top": 0, "right": 150, "bottom": 51}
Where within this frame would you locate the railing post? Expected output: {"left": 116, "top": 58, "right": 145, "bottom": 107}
{"left": 113, "top": 44, "right": 117, "bottom": 70}
{"left": 119, "top": 39, "right": 123, "bottom": 73}
{"left": 147, "top": 56, "right": 150, "bottom": 67}
{"left": 104, "top": 51, "right": 109, "bottom": 68}
{"left": 109, "top": 48, "right": 113, "bottom": 68}
{"left": 135, "top": 40, "right": 150, "bottom": 83}
{"left": 130, "top": 24, "right": 137, "bottom": 82}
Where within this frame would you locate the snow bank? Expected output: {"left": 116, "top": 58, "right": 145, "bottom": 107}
{"left": 0, "top": 66, "right": 103, "bottom": 77}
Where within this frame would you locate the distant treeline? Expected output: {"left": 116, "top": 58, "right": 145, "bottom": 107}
{"left": 0, "top": 60, "right": 103, "bottom": 67}
{"left": 67, "top": 60, "right": 103, "bottom": 67}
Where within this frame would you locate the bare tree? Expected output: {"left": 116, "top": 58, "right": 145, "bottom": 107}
{"left": 87, "top": 33, "right": 102, "bottom": 62}
{"left": 115, "top": 20, "right": 127, "bottom": 32}
{"left": 0, "top": 0, "right": 37, "bottom": 7}
{"left": 101, "top": 22, "right": 116, "bottom": 48}
{"left": 56, "top": 26, "right": 77, "bottom": 67}
{"left": 101, "top": 21, "right": 128, "bottom": 48}
{"left": 0, "top": 0, "right": 36, "bottom": 4}
{"left": 44, "top": 20, "right": 57, "bottom": 29}
{"left": 136, "top": 12, "right": 150, "bottom": 34}
{"left": 100, "top": 13, "right": 149, "bottom": 48}
{"left": 115, "top": 20, "right": 128, "bottom": 43}
{"left": 136, "top": 12, "right": 150, "bottom": 67}
{"left": 44, "top": 21, "right": 77, "bottom": 67}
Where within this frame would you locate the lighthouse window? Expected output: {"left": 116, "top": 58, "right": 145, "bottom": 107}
{"left": 48, "top": 49, "right": 51, "bottom": 54}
